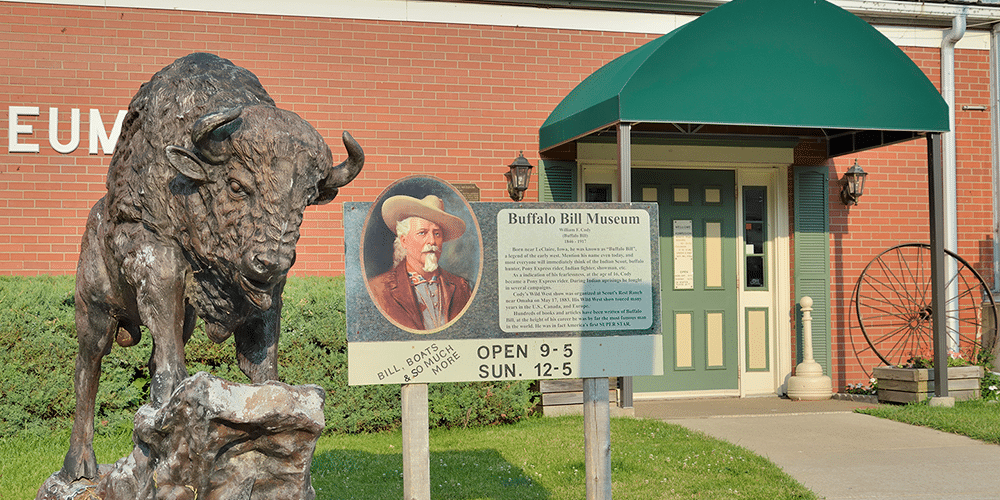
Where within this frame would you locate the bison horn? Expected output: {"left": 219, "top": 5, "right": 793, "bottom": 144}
{"left": 314, "top": 131, "right": 365, "bottom": 205}
{"left": 191, "top": 107, "right": 243, "bottom": 165}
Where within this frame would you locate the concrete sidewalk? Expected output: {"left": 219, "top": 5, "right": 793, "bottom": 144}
{"left": 635, "top": 397, "right": 1000, "bottom": 499}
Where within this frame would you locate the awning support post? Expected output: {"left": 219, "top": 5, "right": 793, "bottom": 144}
{"left": 617, "top": 122, "right": 634, "bottom": 409}
{"left": 928, "top": 133, "right": 951, "bottom": 402}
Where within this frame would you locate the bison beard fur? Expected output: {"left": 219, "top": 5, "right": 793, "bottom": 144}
{"left": 61, "top": 53, "right": 363, "bottom": 482}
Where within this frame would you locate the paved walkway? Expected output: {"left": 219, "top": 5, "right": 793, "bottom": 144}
{"left": 635, "top": 397, "right": 1000, "bottom": 499}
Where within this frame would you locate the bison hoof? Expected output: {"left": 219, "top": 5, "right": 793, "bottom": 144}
{"left": 61, "top": 446, "right": 99, "bottom": 482}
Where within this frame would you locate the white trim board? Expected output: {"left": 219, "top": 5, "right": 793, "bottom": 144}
{"left": 5, "top": 0, "right": 994, "bottom": 50}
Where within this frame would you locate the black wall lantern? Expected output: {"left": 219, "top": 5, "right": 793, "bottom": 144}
{"left": 505, "top": 152, "right": 534, "bottom": 201}
{"left": 840, "top": 160, "right": 868, "bottom": 206}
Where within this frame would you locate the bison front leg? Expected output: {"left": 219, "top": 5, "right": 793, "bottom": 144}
{"left": 145, "top": 288, "right": 190, "bottom": 407}
{"left": 130, "top": 244, "right": 191, "bottom": 407}
{"left": 235, "top": 304, "right": 281, "bottom": 383}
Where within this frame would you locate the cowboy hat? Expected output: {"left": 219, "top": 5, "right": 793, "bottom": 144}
{"left": 381, "top": 194, "right": 466, "bottom": 241}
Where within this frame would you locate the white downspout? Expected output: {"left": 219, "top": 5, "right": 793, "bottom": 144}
{"left": 942, "top": 12, "right": 966, "bottom": 351}
{"left": 991, "top": 23, "right": 1000, "bottom": 295}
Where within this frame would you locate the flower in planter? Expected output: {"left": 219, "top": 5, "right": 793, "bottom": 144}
{"left": 902, "top": 353, "right": 973, "bottom": 369}
{"left": 948, "top": 353, "right": 972, "bottom": 367}
{"left": 901, "top": 355, "right": 933, "bottom": 369}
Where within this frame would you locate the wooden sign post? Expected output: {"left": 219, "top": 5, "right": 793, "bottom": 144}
{"left": 401, "top": 384, "right": 430, "bottom": 500}
{"left": 583, "top": 378, "right": 612, "bottom": 500}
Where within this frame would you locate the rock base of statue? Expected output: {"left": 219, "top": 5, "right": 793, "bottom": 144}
{"left": 37, "top": 372, "right": 325, "bottom": 500}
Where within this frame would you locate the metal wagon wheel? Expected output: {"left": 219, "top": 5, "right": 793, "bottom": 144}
{"left": 853, "top": 243, "right": 997, "bottom": 368}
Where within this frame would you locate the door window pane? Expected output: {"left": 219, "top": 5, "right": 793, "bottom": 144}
{"left": 743, "top": 186, "right": 767, "bottom": 289}
{"left": 704, "top": 187, "right": 721, "bottom": 204}
{"left": 673, "top": 186, "right": 690, "bottom": 204}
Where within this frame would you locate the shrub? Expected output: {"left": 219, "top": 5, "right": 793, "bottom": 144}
{"left": 0, "top": 275, "right": 86, "bottom": 435}
{"left": 428, "top": 380, "right": 536, "bottom": 428}
{"left": 0, "top": 275, "right": 538, "bottom": 437}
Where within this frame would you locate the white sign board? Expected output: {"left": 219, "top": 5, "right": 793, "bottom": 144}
{"left": 497, "top": 209, "right": 653, "bottom": 332}
{"left": 344, "top": 176, "right": 662, "bottom": 385}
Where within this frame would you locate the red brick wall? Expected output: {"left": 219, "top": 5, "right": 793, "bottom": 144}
{"left": 826, "top": 47, "right": 995, "bottom": 389}
{"left": 2, "top": 3, "right": 996, "bottom": 393}
{"left": 0, "top": 1, "right": 658, "bottom": 275}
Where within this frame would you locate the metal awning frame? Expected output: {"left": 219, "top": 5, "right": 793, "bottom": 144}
{"left": 543, "top": 120, "right": 929, "bottom": 159}
{"left": 609, "top": 124, "right": 951, "bottom": 406}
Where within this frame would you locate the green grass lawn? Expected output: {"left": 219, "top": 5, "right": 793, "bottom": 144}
{"left": 314, "top": 416, "right": 816, "bottom": 499}
{"left": 0, "top": 427, "right": 135, "bottom": 500}
{"left": 857, "top": 399, "right": 1000, "bottom": 444}
{"left": 0, "top": 416, "right": 816, "bottom": 500}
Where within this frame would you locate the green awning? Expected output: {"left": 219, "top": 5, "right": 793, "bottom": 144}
{"left": 539, "top": 0, "right": 949, "bottom": 153}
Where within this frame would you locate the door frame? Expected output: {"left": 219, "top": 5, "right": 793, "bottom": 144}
{"left": 736, "top": 167, "right": 792, "bottom": 397}
{"left": 576, "top": 142, "right": 793, "bottom": 398}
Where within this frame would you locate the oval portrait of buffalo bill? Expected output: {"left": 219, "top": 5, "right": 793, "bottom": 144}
{"left": 361, "top": 176, "right": 482, "bottom": 334}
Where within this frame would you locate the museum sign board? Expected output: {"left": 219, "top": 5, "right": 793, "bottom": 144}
{"left": 345, "top": 176, "right": 662, "bottom": 385}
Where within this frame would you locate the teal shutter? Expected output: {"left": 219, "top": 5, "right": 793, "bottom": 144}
{"left": 793, "top": 166, "right": 831, "bottom": 376}
{"left": 538, "top": 160, "right": 577, "bottom": 202}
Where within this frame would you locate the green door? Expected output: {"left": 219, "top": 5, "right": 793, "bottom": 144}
{"left": 633, "top": 169, "right": 738, "bottom": 393}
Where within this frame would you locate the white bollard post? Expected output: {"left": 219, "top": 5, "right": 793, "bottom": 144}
{"left": 786, "top": 296, "right": 832, "bottom": 400}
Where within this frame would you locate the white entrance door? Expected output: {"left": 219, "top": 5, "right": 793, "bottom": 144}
{"left": 738, "top": 169, "right": 789, "bottom": 396}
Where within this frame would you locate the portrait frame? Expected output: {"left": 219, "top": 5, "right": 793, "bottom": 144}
{"left": 359, "top": 175, "right": 483, "bottom": 334}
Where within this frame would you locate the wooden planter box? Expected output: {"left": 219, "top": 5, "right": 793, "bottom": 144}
{"left": 534, "top": 378, "right": 633, "bottom": 417}
{"left": 873, "top": 365, "right": 983, "bottom": 404}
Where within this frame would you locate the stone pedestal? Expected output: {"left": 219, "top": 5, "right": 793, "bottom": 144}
{"left": 37, "top": 372, "right": 325, "bottom": 500}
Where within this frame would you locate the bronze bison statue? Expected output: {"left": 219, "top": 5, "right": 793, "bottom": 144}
{"left": 62, "top": 53, "right": 363, "bottom": 481}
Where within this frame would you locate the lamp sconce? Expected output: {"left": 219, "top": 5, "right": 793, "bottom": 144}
{"left": 840, "top": 160, "right": 868, "bottom": 206}
{"left": 505, "top": 151, "right": 534, "bottom": 202}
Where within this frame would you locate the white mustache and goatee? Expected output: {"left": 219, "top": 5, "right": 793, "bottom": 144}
{"left": 394, "top": 238, "right": 441, "bottom": 272}
{"left": 419, "top": 244, "right": 439, "bottom": 273}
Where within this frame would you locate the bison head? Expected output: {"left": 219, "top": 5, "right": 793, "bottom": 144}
{"left": 165, "top": 105, "right": 363, "bottom": 312}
